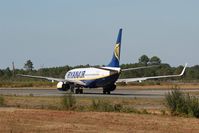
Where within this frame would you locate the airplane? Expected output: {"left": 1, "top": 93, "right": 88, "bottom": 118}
{"left": 18, "top": 29, "right": 187, "bottom": 94}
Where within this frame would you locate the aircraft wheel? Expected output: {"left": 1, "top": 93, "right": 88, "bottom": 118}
{"left": 79, "top": 89, "right": 83, "bottom": 94}
{"left": 75, "top": 88, "right": 83, "bottom": 94}
{"left": 103, "top": 90, "right": 111, "bottom": 94}
{"left": 70, "top": 87, "right": 74, "bottom": 93}
{"left": 75, "top": 89, "right": 79, "bottom": 94}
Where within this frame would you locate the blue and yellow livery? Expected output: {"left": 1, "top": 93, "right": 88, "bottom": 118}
{"left": 18, "top": 28, "right": 187, "bottom": 95}
{"left": 108, "top": 29, "right": 122, "bottom": 67}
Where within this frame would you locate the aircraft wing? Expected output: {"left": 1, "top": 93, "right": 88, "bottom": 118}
{"left": 17, "top": 74, "right": 86, "bottom": 86}
{"left": 121, "top": 65, "right": 158, "bottom": 72}
{"left": 117, "top": 63, "right": 187, "bottom": 83}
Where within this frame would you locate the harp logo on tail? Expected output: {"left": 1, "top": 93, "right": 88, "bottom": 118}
{"left": 114, "top": 44, "right": 120, "bottom": 60}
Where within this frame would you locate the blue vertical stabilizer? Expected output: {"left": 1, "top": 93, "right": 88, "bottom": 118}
{"left": 107, "top": 28, "right": 122, "bottom": 67}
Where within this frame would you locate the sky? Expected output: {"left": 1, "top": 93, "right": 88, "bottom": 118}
{"left": 0, "top": 0, "right": 199, "bottom": 69}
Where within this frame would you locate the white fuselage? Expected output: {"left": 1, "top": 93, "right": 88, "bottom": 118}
{"left": 65, "top": 67, "right": 120, "bottom": 81}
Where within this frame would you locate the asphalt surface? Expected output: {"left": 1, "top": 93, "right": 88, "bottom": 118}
{"left": 0, "top": 88, "right": 199, "bottom": 98}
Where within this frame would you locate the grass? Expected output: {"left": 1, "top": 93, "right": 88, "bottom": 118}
{"left": 165, "top": 89, "right": 199, "bottom": 118}
{"left": 4, "top": 95, "right": 62, "bottom": 109}
{"left": 91, "top": 99, "right": 122, "bottom": 112}
{"left": 2, "top": 91, "right": 198, "bottom": 118}
{"left": 90, "top": 99, "right": 139, "bottom": 113}
{"left": 1, "top": 95, "right": 165, "bottom": 114}
{"left": 0, "top": 81, "right": 56, "bottom": 88}
{"left": 62, "top": 93, "right": 76, "bottom": 110}
{"left": 1, "top": 109, "right": 199, "bottom": 133}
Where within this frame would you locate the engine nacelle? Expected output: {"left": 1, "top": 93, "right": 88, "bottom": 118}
{"left": 57, "top": 82, "right": 70, "bottom": 91}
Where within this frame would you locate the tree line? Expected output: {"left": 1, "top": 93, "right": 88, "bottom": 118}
{"left": 0, "top": 55, "right": 199, "bottom": 82}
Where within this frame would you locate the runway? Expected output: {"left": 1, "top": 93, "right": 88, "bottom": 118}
{"left": 0, "top": 88, "right": 199, "bottom": 98}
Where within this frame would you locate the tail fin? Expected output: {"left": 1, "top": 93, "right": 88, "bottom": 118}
{"left": 107, "top": 28, "right": 122, "bottom": 67}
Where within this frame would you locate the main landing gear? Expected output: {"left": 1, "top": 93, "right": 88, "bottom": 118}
{"left": 75, "top": 88, "right": 83, "bottom": 94}
{"left": 103, "top": 84, "right": 116, "bottom": 95}
{"left": 103, "top": 90, "right": 111, "bottom": 94}
{"left": 70, "top": 86, "right": 83, "bottom": 94}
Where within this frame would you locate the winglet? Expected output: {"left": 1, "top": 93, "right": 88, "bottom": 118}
{"left": 180, "top": 63, "right": 188, "bottom": 76}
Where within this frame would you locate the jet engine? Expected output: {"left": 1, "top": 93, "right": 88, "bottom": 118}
{"left": 57, "top": 82, "right": 70, "bottom": 91}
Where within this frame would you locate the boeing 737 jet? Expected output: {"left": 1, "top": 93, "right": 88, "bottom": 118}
{"left": 18, "top": 29, "right": 187, "bottom": 94}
